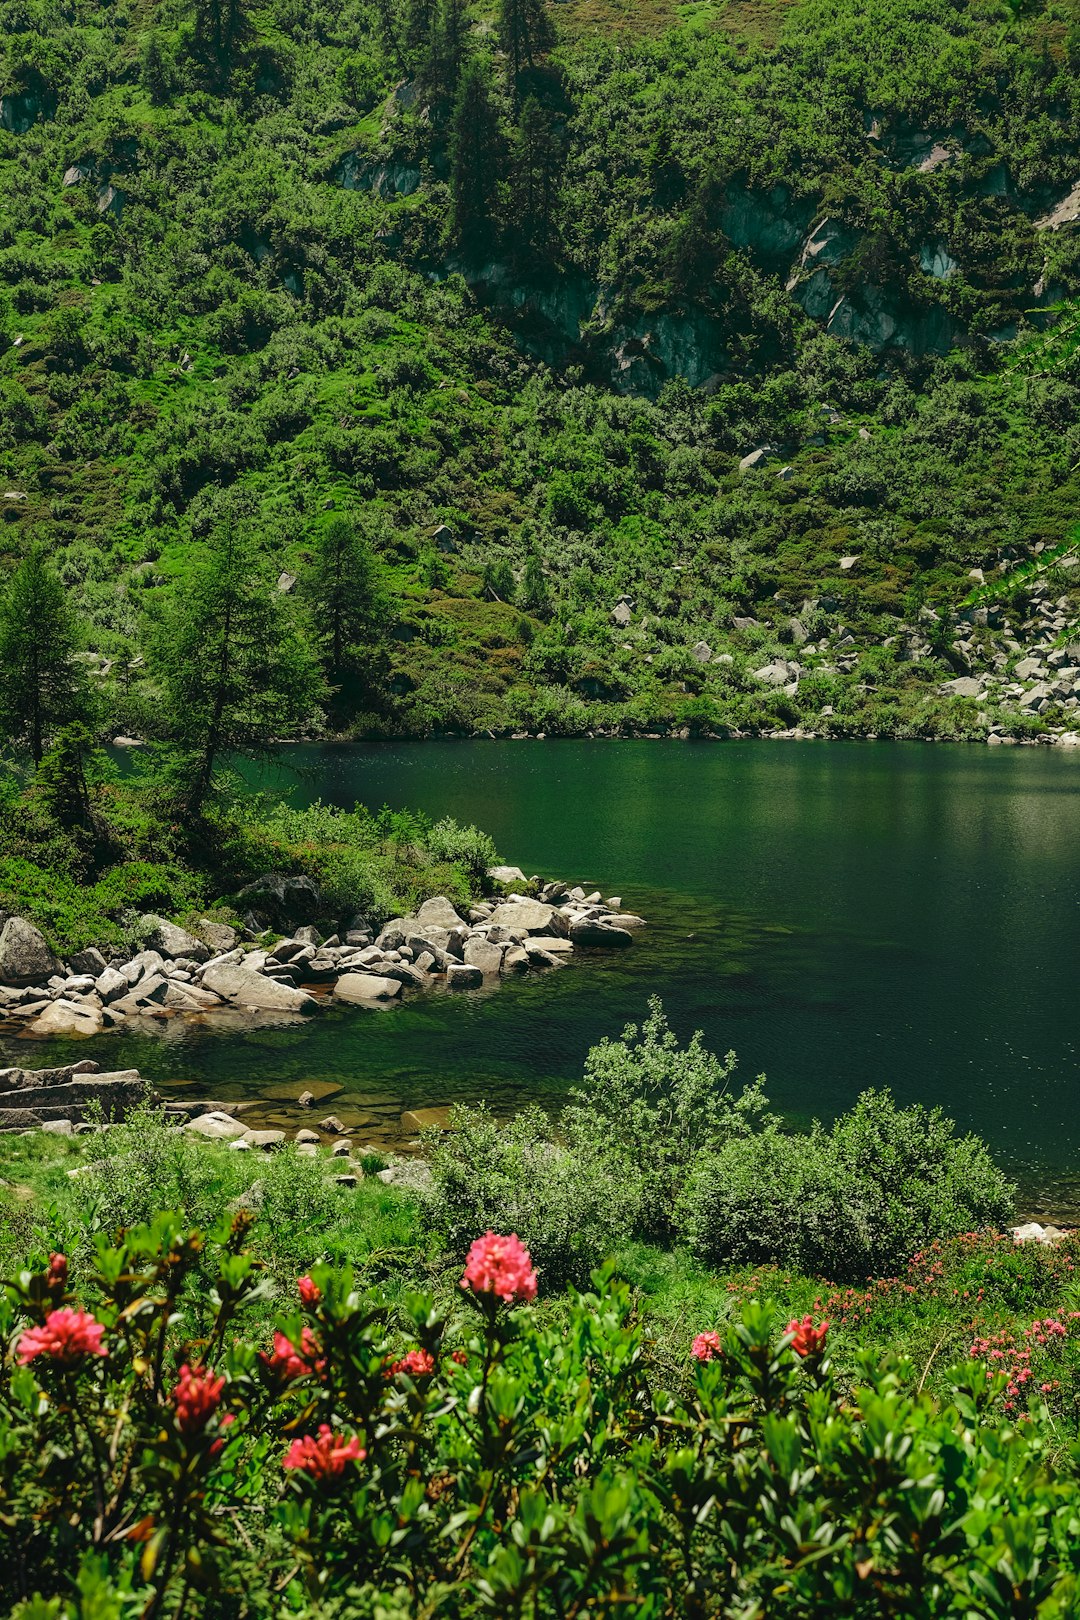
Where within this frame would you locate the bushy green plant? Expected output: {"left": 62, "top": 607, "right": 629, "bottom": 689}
{"left": 424, "top": 1102, "right": 637, "bottom": 1290}
{"left": 4, "top": 1223, "right": 1080, "bottom": 1617}
{"left": 563, "top": 997, "right": 770, "bottom": 1239}
{"left": 678, "top": 1089, "right": 1016, "bottom": 1282}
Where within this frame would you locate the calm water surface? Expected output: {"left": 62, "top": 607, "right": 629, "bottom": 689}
{"left": 7, "top": 741, "right": 1080, "bottom": 1208}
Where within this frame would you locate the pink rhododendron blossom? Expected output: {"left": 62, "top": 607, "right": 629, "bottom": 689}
{"left": 787, "top": 1316, "right": 829, "bottom": 1358}
{"left": 297, "top": 1275, "right": 320, "bottom": 1306}
{"left": 17, "top": 1308, "right": 106, "bottom": 1367}
{"left": 691, "top": 1331, "right": 722, "bottom": 1363}
{"left": 173, "top": 1364, "right": 225, "bottom": 1434}
{"left": 391, "top": 1348, "right": 436, "bottom": 1378}
{"left": 47, "top": 1253, "right": 68, "bottom": 1290}
{"left": 282, "top": 1425, "right": 365, "bottom": 1480}
{"left": 460, "top": 1232, "right": 537, "bottom": 1304}
{"left": 262, "top": 1326, "right": 324, "bottom": 1381}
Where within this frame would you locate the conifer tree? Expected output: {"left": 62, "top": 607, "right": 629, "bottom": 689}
{"left": 0, "top": 542, "right": 87, "bottom": 765}
{"left": 156, "top": 521, "right": 326, "bottom": 814}
{"left": 498, "top": 0, "right": 552, "bottom": 85}
{"left": 305, "top": 515, "right": 388, "bottom": 683}
{"left": 437, "top": 0, "right": 469, "bottom": 99}
{"left": 447, "top": 57, "right": 503, "bottom": 249}
{"left": 510, "top": 95, "right": 560, "bottom": 252}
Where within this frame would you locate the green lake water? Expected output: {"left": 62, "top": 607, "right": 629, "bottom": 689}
{"left": 6, "top": 740, "right": 1080, "bottom": 1210}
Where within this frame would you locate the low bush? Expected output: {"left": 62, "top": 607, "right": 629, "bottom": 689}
{"left": 3, "top": 1222, "right": 1080, "bottom": 1617}
{"left": 429, "top": 1009, "right": 1016, "bottom": 1287}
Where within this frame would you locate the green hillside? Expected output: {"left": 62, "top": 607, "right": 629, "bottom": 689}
{"left": 2, "top": 0, "right": 1080, "bottom": 741}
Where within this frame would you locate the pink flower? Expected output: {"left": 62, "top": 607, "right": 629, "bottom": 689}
{"left": 17, "top": 1308, "right": 106, "bottom": 1367}
{"left": 262, "top": 1327, "right": 324, "bottom": 1382}
{"left": 460, "top": 1232, "right": 537, "bottom": 1304}
{"left": 47, "top": 1253, "right": 68, "bottom": 1290}
{"left": 282, "top": 1424, "right": 365, "bottom": 1481}
{"left": 449, "top": 1349, "right": 469, "bottom": 1366}
{"left": 391, "top": 1348, "right": 436, "bottom": 1378}
{"left": 691, "top": 1330, "right": 722, "bottom": 1363}
{"left": 173, "top": 1364, "right": 225, "bottom": 1434}
{"left": 787, "top": 1316, "right": 829, "bottom": 1358}
{"left": 297, "top": 1275, "right": 320, "bottom": 1306}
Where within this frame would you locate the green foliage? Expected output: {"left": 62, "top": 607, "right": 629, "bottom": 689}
{"left": 4, "top": 1220, "right": 1080, "bottom": 1616}
{"left": 429, "top": 1006, "right": 1017, "bottom": 1284}
{"left": 155, "top": 515, "right": 327, "bottom": 812}
{"left": 0, "top": 544, "right": 88, "bottom": 765}
{"left": 425, "top": 1101, "right": 639, "bottom": 1288}
{"left": 678, "top": 1088, "right": 1017, "bottom": 1282}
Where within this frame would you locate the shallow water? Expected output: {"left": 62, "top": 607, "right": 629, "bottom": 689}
{"left": 6, "top": 740, "right": 1080, "bottom": 1209}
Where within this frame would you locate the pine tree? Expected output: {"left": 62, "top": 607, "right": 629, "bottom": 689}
{"left": 510, "top": 95, "right": 560, "bottom": 252}
{"left": 437, "top": 0, "right": 469, "bottom": 99}
{"left": 0, "top": 542, "right": 87, "bottom": 765}
{"left": 448, "top": 56, "right": 503, "bottom": 249}
{"left": 498, "top": 0, "right": 552, "bottom": 85}
{"left": 305, "top": 515, "right": 388, "bottom": 683}
{"left": 156, "top": 522, "right": 326, "bottom": 814}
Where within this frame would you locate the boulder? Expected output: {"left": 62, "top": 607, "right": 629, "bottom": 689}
{"left": 488, "top": 865, "right": 526, "bottom": 884}
{"left": 185, "top": 1111, "right": 248, "bottom": 1141}
{"left": 691, "top": 641, "right": 712, "bottom": 664}
{"left": 463, "top": 937, "right": 505, "bottom": 975}
{"left": 25, "top": 1000, "right": 103, "bottom": 1038}
{"left": 138, "top": 915, "right": 210, "bottom": 962}
{"left": 753, "top": 662, "right": 795, "bottom": 687}
{"left": 0, "top": 918, "right": 62, "bottom": 986}
{"left": 334, "top": 973, "right": 402, "bottom": 1004}
{"left": 487, "top": 898, "right": 555, "bottom": 934}
{"left": 69, "top": 946, "right": 107, "bottom": 977}
{"left": 121, "top": 950, "right": 165, "bottom": 985}
{"left": 501, "top": 945, "right": 530, "bottom": 975}
{"left": 446, "top": 963, "right": 483, "bottom": 989}
{"left": 942, "top": 676, "right": 983, "bottom": 699}
{"left": 319, "top": 1115, "right": 347, "bottom": 1134}
{"left": 413, "top": 896, "right": 465, "bottom": 931}
{"left": 235, "top": 873, "right": 320, "bottom": 929}
{"left": 240, "top": 1128, "right": 286, "bottom": 1151}
{"left": 201, "top": 965, "right": 318, "bottom": 1014}
{"left": 196, "top": 919, "right": 238, "bottom": 953}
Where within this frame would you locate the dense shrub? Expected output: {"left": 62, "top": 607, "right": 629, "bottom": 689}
{"left": 679, "top": 1090, "right": 1016, "bottom": 1282}
{"left": 424, "top": 1102, "right": 638, "bottom": 1289}
{"left": 3, "top": 1222, "right": 1080, "bottom": 1617}
{"left": 430, "top": 1011, "right": 1017, "bottom": 1285}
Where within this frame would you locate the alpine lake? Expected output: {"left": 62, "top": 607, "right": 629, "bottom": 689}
{"left": 6, "top": 739, "right": 1080, "bottom": 1216}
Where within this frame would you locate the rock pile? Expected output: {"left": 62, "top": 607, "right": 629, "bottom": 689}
{"left": 0, "top": 877, "right": 644, "bottom": 1037}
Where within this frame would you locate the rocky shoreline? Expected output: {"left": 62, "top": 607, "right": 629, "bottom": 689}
{"left": 0, "top": 869, "right": 645, "bottom": 1042}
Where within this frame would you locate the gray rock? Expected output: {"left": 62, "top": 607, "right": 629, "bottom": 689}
{"left": 241, "top": 1128, "right": 286, "bottom": 1151}
{"left": 1015, "top": 657, "right": 1046, "bottom": 681}
{"left": 185, "top": 1112, "right": 248, "bottom": 1141}
{"left": 196, "top": 919, "right": 238, "bottom": 953}
{"left": 463, "top": 937, "right": 505, "bottom": 975}
{"left": 318, "top": 1115, "right": 346, "bottom": 1134}
{"left": 447, "top": 962, "right": 483, "bottom": 989}
{"left": 201, "top": 964, "right": 318, "bottom": 1014}
{"left": 753, "top": 662, "right": 796, "bottom": 687}
{"left": 488, "top": 865, "right": 526, "bottom": 884}
{"left": 334, "top": 973, "right": 402, "bottom": 1004}
{"left": 942, "top": 676, "right": 983, "bottom": 699}
{"left": 413, "top": 896, "right": 465, "bottom": 931}
{"left": 331, "top": 1139, "right": 354, "bottom": 1157}
{"left": 138, "top": 915, "right": 210, "bottom": 962}
{"left": 121, "top": 950, "right": 166, "bottom": 986}
{"left": 487, "top": 898, "right": 555, "bottom": 934}
{"left": 40, "top": 1119, "right": 74, "bottom": 1135}
{"left": 501, "top": 945, "right": 530, "bottom": 975}
{"left": 70, "top": 947, "right": 107, "bottom": 977}
{"left": 0, "top": 918, "right": 62, "bottom": 987}
{"left": 25, "top": 1000, "right": 104, "bottom": 1038}
{"left": 376, "top": 1159, "right": 435, "bottom": 1193}
{"left": 691, "top": 640, "right": 712, "bottom": 664}
{"left": 295, "top": 1128, "right": 321, "bottom": 1143}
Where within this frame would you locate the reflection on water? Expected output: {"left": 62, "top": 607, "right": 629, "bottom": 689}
{"left": 5, "top": 740, "right": 1080, "bottom": 1208}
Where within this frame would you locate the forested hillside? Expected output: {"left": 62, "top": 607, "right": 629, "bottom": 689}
{"left": 2, "top": 0, "right": 1080, "bottom": 741}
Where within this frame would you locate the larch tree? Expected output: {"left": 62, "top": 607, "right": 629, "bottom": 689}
{"left": 0, "top": 542, "right": 88, "bottom": 765}
{"left": 155, "top": 520, "right": 326, "bottom": 815}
